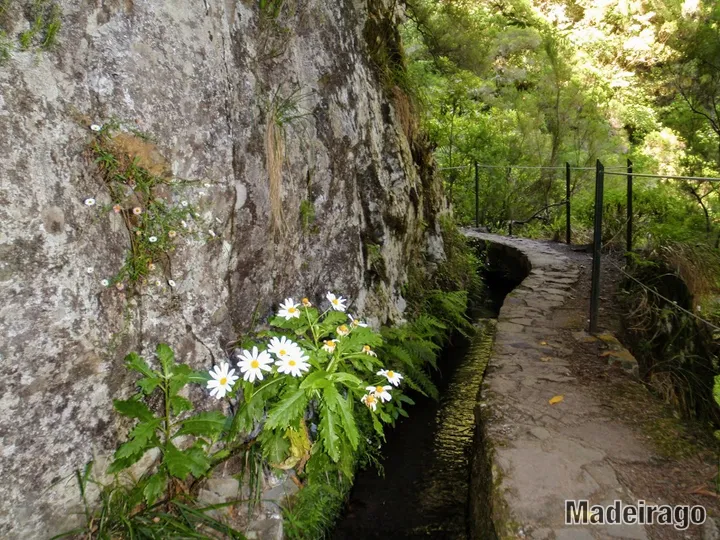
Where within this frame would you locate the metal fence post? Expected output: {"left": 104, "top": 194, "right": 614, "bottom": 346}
{"left": 626, "top": 158, "right": 633, "bottom": 256}
{"left": 507, "top": 166, "right": 512, "bottom": 236}
{"left": 565, "top": 162, "right": 571, "bottom": 244}
{"left": 475, "top": 161, "right": 480, "bottom": 228}
{"left": 589, "top": 159, "right": 604, "bottom": 334}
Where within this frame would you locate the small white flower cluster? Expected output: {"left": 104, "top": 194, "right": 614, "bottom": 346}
{"left": 207, "top": 336, "right": 310, "bottom": 398}
{"left": 361, "top": 369, "right": 403, "bottom": 411}
{"left": 206, "top": 293, "right": 404, "bottom": 412}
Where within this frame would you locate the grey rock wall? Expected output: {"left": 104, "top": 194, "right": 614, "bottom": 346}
{"left": 0, "top": 0, "right": 445, "bottom": 536}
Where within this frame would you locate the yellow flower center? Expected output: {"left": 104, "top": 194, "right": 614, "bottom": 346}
{"left": 387, "top": 371, "right": 394, "bottom": 378}
{"left": 251, "top": 360, "right": 259, "bottom": 369}
{"left": 363, "top": 345, "right": 370, "bottom": 352}
{"left": 220, "top": 377, "right": 227, "bottom": 385}
{"left": 288, "top": 307, "right": 297, "bottom": 313}
{"left": 354, "top": 319, "right": 360, "bottom": 325}
{"left": 375, "top": 386, "right": 384, "bottom": 393}
{"left": 332, "top": 299, "right": 339, "bottom": 305}
{"left": 302, "top": 298, "right": 309, "bottom": 305}
{"left": 279, "top": 349, "right": 286, "bottom": 356}
{"left": 326, "top": 340, "right": 335, "bottom": 347}
{"left": 339, "top": 325, "right": 348, "bottom": 333}
{"left": 366, "top": 395, "right": 376, "bottom": 405}
{"left": 289, "top": 360, "right": 296, "bottom": 366}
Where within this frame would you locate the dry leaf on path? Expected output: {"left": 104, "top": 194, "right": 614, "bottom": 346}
{"left": 549, "top": 395, "right": 564, "bottom": 405}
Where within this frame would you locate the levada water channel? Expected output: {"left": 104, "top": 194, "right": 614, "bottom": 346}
{"left": 333, "top": 240, "right": 523, "bottom": 539}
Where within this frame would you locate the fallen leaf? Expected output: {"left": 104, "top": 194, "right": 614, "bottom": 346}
{"left": 540, "top": 341, "right": 548, "bottom": 346}
{"left": 540, "top": 356, "right": 552, "bottom": 362}
{"left": 549, "top": 395, "right": 564, "bottom": 405}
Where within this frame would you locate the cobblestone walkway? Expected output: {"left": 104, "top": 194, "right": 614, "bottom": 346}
{"left": 467, "top": 231, "right": 652, "bottom": 540}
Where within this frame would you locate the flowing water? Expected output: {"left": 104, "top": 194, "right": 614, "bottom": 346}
{"left": 333, "top": 269, "right": 514, "bottom": 539}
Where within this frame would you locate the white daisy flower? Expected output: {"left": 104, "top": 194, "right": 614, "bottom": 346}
{"left": 148, "top": 263, "right": 156, "bottom": 271}
{"left": 301, "top": 297, "right": 312, "bottom": 307}
{"left": 181, "top": 220, "right": 188, "bottom": 228}
{"left": 207, "top": 361, "right": 239, "bottom": 399}
{"left": 377, "top": 369, "right": 403, "bottom": 386}
{"left": 148, "top": 236, "right": 158, "bottom": 243}
{"left": 326, "top": 292, "right": 347, "bottom": 312}
{"left": 275, "top": 354, "right": 310, "bottom": 377}
{"left": 168, "top": 279, "right": 176, "bottom": 288}
{"left": 322, "top": 339, "right": 336, "bottom": 353}
{"left": 181, "top": 201, "right": 189, "bottom": 207}
{"left": 267, "top": 336, "right": 302, "bottom": 359}
{"left": 278, "top": 298, "right": 301, "bottom": 319}
{"left": 208, "top": 230, "right": 216, "bottom": 237}
{"left": 348, "top": 314, "right": 368, "bottom": 327}
{"left": 132, "top": 207, "right": 142, "bottom": 215}
{"left": 362, "top": 345, "right": 377, "bottom": 357}
{"left": 155, "top": 280, "right": 163, "bottom": 287}
{"left": 90, "top": 124, "right": 102, "bottom": 132}
{"left": 367, "top": 384, "right": 392, "bottom": 403}
{"left": 336, "top": 324, "right": 350, "bottom": 337}
{"left": 86, "top": 267, "right": 94, "bottom": 274}
{"left": 84, "top": 198, "right": 96, "bottom": 206}
{"left": 101, "top": 279, "right": 109, "bottom": 287}
{"left": 115, "top": 282, "right": 124, "bottom": 291}
{"left": 168, "top": 230, "right": 177, "bottom": 238}
{"left": 361, "top": 393, "right": 378, "bottom": 411}
{"left": 237, "top": 346, "right": 273, "bottom": 383}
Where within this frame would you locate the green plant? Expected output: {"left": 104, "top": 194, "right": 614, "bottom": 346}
{"left": 0, "top": 30, "right": 11, "bottom": 63}
{"left": 57, "top": 344, "right": 247, "bottom": 538}
{"left": 299, "top": 199, "right": 315, "bottom": 232}
{"left": 15, "top": 0, "right": 61, "bottom": 51}
{"left": 88, "top": 120, "right": 208, "bottom": 291}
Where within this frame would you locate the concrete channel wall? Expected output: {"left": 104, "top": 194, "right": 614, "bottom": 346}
{"left": 466, "top": 232, "right": 580, "bottom": 540}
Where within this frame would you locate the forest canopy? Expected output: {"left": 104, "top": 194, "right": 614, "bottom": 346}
{"left": 401, "top": 0, "right": 720, "bottom": 245}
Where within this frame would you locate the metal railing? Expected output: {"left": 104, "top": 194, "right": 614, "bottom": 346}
{"left": 440, "top": 160, "right": 720, "bottom": 335}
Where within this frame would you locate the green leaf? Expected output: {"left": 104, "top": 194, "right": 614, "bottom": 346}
{"left": 114, "top": 419, "right": 161, "bottom": 460}
{"left": 165, "top": 442, "right": 211, "bottom": 480}
{"left": 143, "top": 471, "right": 167, "bottom": 505}
{"left": 174, "top": 411, "right": 227, "bottom": 438}
{"left": 156, "top": 343, "right": 175, "bottom": 376}
{"left": 113, "top": 398, "right": 154, "bottom": 421}
{"left": 125, "top": 352, "right": 155, "bottom": 378}
{"left": 328, "top": 372, "right": 364, "bottom": 390}
{"left": 258, "top": 429, "right": 291, "bottom": 464}
{"left": 321, "top": 383, "right": 341, "bottom": 411}
{"left": 137, "top": 376, "right": 161, "bottom": 395}
{"left": 265, "top": 388, "right": 309, "bottom": 429}
{"left": 371, "top": 413, "right": 385, "bottom": 439}
{"left": 170, "top": 395, "right": 193, "bottom": 415}
{"left": 169, "top": 364, "right": 191, "bottom": 396}
{"left": 319, "top": 405, "right": 340, "bottom": 462}
{"left": 335, "top": 393, "right": 360, "bottom": 450}
{"left": 300, "top": 370, "right": 329, "bottom": 389}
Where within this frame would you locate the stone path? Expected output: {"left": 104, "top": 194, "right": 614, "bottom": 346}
{"left": 466, "top": 232, "right": 654, "bottom": 540}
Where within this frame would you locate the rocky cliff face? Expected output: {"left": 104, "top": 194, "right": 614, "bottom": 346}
{"left": 0, "top": 0, "right": 445, "bottom": 536}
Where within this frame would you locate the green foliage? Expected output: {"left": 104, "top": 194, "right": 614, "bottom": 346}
{"left": 89, "top": 120, "right": 209, "bottom": 291}
{"left": 299, "top": 199, "right": 316, "bottom": 232}
{"left": 59, "top": 344, "right": 247, "bottom": 539}
{"left": 282, "top": 480, "right": 347, "bottom": 540}
{"left": 0, "top": 0, "right": 61, "bottom": 60}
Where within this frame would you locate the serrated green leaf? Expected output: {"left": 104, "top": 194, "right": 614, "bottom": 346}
{"left": 125, "top": 352, "right": 155, "bottom": 378}
{"left": 371, "top": 413, "right": 385, "bottom": 439}
{"left": 258, "top": 429, "right": 291, "bottom": 463}
{"left": 319, "top": 405, "right": 340, "bottom": 462}
{"left": 114, "top": 419, "right": 161, "bottom": 460}
{"left": 265, "top": 388, "right": 308, "bottom": 429}
{"left": 156, "top": 343, "right": 175, "bottom": 376}
{"left": 170, "top": 395, "right": 193, "bottom": 415}
{"left": 174, "top": 411, "right": 226, "bottom": 438}
{"left": 143, "top": 471, "right": 167, "bottom": 505}
{"left": 113, "top": 399, "right": 154, "bottom": 421}
{"left": 322, "top": 383, "right": 341, "bottom": 411}
{"left": 165, "top": 442, "right": 211, "bottom": 480}
{"left": 399, "top": 394, "right": 415, "bottom": 406}
{"left": 169, "top": 365, "right": 191, "bottom": 396}
{"left": 137, "top": 376, "right": 161, "bottom": 395}
{"left": 379, "top": 411, "right": 391, "bottom": 423}
{"left": 335, "top": 393, "right": 359, "bottom": 449}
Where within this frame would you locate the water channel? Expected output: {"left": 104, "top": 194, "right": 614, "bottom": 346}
{"left": 332, "top": 261, "right": 519, "bottom": 539}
